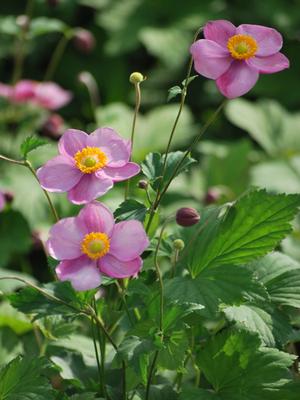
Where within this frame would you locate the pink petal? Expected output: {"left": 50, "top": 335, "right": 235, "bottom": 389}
{"left": 100, "top": 162, "right": 140, "bottom": 182}
{"left": 0, "top": 83, "right": 12, "bottom": 98}
{"left": 58, "top": 129, "right": 89, "bottom": 158}
{"left": 236, "top": 24, "right": 283, "bottom": 56}
{"left": 37, "top": 155, "right": 82, "bottom": 192}
{"left": 204, "top": 20, "right": 236, "bottom": 48}
{"left": 216, "top": 61, "right": 259, "bottom": 99}
{"left": 33, "top": 82, "right": 72, "bottom": 110}
{"left": 88, "top": 127, "right": 130, "bottom": 167}
{"left": 46, "top": 217, "right": 86, "bottom": 260}
{"left": 246, "top": 52, "right": 289, "bottom": 74}
{"left": 109, "top": 220, "right": 149, "bottom": 261}
{"left": 78, "top": 201, "right": 115, "bottom": 236}
{"left": 190, "top": 39, "right": 232, "bottom": 79}
{"left": 12, "top": 80, "right": 36, "bottom": 102}
{"left": 67, "top": 174, "right": 113, "bottom": 204}
{"left": 56, "top": 256, "right": 101, "bottom": 291}
{"left": 99, "top": 254, "right": 142, "bottom": 278}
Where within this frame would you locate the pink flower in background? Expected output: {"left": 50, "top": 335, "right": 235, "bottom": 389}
{"left": 47, "top": 201, "right": 149, "bottom": 290}
{"left": 37, "top": 128, "right": 140, "bottom": 204}
{"left": 0, "top": 191, "right": 5, "bottom": 211}
{"left": 0, "top": 80, "right": 71, "bottom": 109}
{"left": 190, "top": 20, "right": 289, "bottom": 98}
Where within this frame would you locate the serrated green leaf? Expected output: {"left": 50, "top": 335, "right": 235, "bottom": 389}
{"left": 167, "top": 86, "right": 182, "bottom": 102}
{"left": 20, "top": 135, "right": 48, "bottom": 158}
{"left": 141, "top": 151, "right": 196, "bottom": 191}
{"left": 0, "top": 356, "right": 56, "bottom": 399}
{"left": 181, "top": 330, "right": 297, "bottom": 400}
{"left": 114, "top": 199, "right": 147, "bottom": 222}
{"left": 249, "top": 252, "right": 300, "bottom": 308}
{"left": 187, "top": 190, "right": 300, "bottom": 277}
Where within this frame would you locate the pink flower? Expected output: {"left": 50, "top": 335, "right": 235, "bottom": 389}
{"left": 190, "top": 20, "right": 289, "bottom": 98}
{"left": 0, "top": 80, "right": 71, "bottom": 109}
{"left": 0, "top": 191, "right": 5, "bottom": 212}
{"left": 47, "top": 201, "right": 149, "bottom": 290}
{"left": 37, "top": 128, "right": 140, "bottom": 204}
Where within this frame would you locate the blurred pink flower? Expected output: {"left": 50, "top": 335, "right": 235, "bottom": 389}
{"left": 190, "top": 20, "right": 289, "bottom": 98}
{"left": 47, "top": 201, "right": 149, "bottom": 290}
{"left": 0, "top": 80, "right": 71, "bottom": 109}
{"left": 37, "top": 127, "right": 140, "bottom": 204}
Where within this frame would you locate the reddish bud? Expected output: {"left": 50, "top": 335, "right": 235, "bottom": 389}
{"left": 40, "top": 114, "right": 64, "bottom": 139}
{"left": 138, "top": 180, "right": 148, "bottom": 189}
{"left": 204, "top": 187, "right": 221, "bottom": 205}
{"left": 176, "top": 207, "right": 200, "bottom": 227}
{"left": 4, "top": 191, "right": 14, "bottom": 204}
{"left": 73, "top": 29, "right": 95, "bottom": 54}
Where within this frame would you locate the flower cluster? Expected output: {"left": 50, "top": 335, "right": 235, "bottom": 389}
{"left": 0, "top": 80, "right": 71, "bottom": 110}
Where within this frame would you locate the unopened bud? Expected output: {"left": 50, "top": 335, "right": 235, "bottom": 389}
{"left": 129, "top": 72, "right": 144, "bottom": 84}
{"left": 176, "top": 207, "right": 200, "bottom": 227}
{"left": 31, "top": 230, "right": 43, "bottom": 250}
{"left": 16, "top": 15, "right": 29, "bottom": 31}
{"left": 4, "top": 191, "right": 14, "bottom": 204}
{"left": 73, "top": 28, "right": 95, "bottom": 54}
{"left": 138, "top": 179, "right": 148, "bottom": 189}
{"left": 204, "top": 187, "right": 221, "bottom": 205}
{"left": 40, "top": 114, "right": 64, "bottom": 139}
{"left": 173, "top": 239, "right": 185, "bottom": 251}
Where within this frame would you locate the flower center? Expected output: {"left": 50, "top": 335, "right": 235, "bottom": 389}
{"left": 74, "top": 147, "right": 108, "bottom": 174}
{"left": 227, "top": 34, "right": 258, "bottom": 60}
{"left": 81, "top": 232, "right": 110, "bottom": 260}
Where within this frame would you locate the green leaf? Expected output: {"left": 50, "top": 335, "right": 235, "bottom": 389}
{"left": 186, "top": 190, "right": 300, "bottom": 277}
{"left": 0, "top": 328, "right": 23, "bottom": 366}
{"left": 20, "top": 135, "right": 48, "bottom": 159}
{"left": 0, "top": 210, "right": 31, "bottom": 267}
{"left": 0, "top": 356, "right": 56, "bottom": 399}
{"left": 249, "top": 252, "right": 300, "bottom": 308}
{"left": 8, "top": 281, "right": 83, "bottom": 320}
{"left": 222, "top": 302, "right": 292, "bottom": 347}
{"left": 167, "top": 86, "right": 182, "bottom": 102}
{"left": 181, "top": 330, "right": 297, "bottom": 400}
{"left": 0, "top": 302, "right": 32, "bottom": 335}
{"left": 114, "top": 199, "right": 147, "bottom": 222}
{"left": 29, "top": 17, "right": 67, "bottom": 37}
{"left": 141, "top": 151, "right": 196, "bottom": 191}
{"left": 164, "top": 264, "right": 266, "bottom": 318}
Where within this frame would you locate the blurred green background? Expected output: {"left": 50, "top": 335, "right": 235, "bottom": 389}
{"left": 0, "top": 0, "right": 300, "bottom": 282}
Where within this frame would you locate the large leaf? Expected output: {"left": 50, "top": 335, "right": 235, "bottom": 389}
{"left": 249, "top": 252, "right": 300, "bottom": 308}
{"left": 181, "top": 330, "right": 298, "bottom": 400}
{"left": 186, "top": 190, "right": 300, "bottom": 277}
{"left": 0, "top": 328, "right": 23, "bottom": 366}
{"left": 114, "top": 199, "right": 147, "bottom": 222}
{"left": 0, "top": 356, "right": 56, "bottom": 399}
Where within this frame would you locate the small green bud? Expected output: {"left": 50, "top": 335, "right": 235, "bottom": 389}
{"left": 129, "top": 72, "right": 144, "bottom": 84}
{"left": 173, "top": 239, "right": 185, "bottom": 251}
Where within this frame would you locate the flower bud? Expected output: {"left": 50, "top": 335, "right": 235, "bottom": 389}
{"left": 129, "top": 72, "right": 144, "bottom": 84}
{"left": 4, "top": 191, "right": 14, "bottom": 204}
{"left": 204, "top": 187, "right": 221, "bottom": 205}
{"left": 16, "top": 15, "right": 29, "bottom": 31}
{"left": 138, "top": 179, "right": 148, "bottom": 189}
{"left": 173, "top": 239, "right": 185, "bottom": 251}
{"left": 40, "top": 114, "right": 64, "bottom": 139}
{"left": 176, "top": 207, "right": 200, "bottom": 227}
{"left": 73, "top": 28, "right": 96, "bottom": 54}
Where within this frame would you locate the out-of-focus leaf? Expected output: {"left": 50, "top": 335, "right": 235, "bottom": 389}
{"left": 114, "top": 199, "right": 147, "bottom": 222}
{"left": 0, "top": 302, "right": 32, "bottom": 335}
{"left": 29, "top": 18, "right": 67, "bottom": 37}
{"left": 0, "top": 16, "right": 19, "bottom": 35}
{"left": 0, "top": 269, "right": 36, "bottom": 293}
{"left": 0, "top": 328, "right": 23, "bottom": 366}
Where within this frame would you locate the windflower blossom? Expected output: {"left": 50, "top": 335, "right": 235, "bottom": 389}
{"left": 37, "top": 128, "right": 140, "bottom": 204}
{"left": 190, "top": 20, "right": 289, "bottom": 98}
{"left": 0, "top": 80, "right": 71, "bottom": 110}
{"left": 47, "top": 201, "right": 149, "bottom": 290}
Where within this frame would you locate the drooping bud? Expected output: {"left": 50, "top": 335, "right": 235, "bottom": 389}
{"left": 73, "top": 28, "right": 96, "bottom": 54}
{"left": 176, "top": 207, "right": 200, "bottom": 227}
{"left": 16, "top": 15, "right": 30, "bottom": 31}
{"left": 40, "top": 114, "right": 64, "bottom": 139}
{"left": 138, "top": 179, "right": 148, "bottom": 189}
{"left": 173, "top": 239, "right": 185, "bottom": 251}
{"left": 204, "top": 187, "right": 221, "bottom": 205}
{"left": 129, "top": 72, "right": 144, "bottom": 84}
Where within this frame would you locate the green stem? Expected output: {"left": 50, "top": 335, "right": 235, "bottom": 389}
{"left": 145, "top": 350, "right": 159, "bottom": 400}
{"left": 115, "top": 281, "right": 134, "bottom": 326}
{"left": 91, "top": 316, "right": 104, "bottom": 395}
{"left": 44, "top": 30, "right": 73, "bottom": 81}
{"left": 124, "top": 82, "right": 141, "bottom": 200}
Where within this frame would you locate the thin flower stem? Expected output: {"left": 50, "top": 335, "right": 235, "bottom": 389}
{"left": 124, "top": 82, "right": 141, "bottom": 200}
{"left": 44, "top": 30, "right": 73, "bottom": 81}
{"left": 115, "top": 281, "right": 135, "bottom": 326}
{"left": 91, "top": 316, "right": 104, "bottom": 395}
{"left": 145, "top": 350, "right": 159, "bottom": 400}
{"left": 0, "top": 154, "right": 25, "bottom": 165}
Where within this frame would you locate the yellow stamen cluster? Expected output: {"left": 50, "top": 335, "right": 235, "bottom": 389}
{"left": 227, "top": 34, "right": 258, "bottom": 60}
{"left": 74, "top": 146, "right": 108, "bottom": 174}
{"left": 81, "top": 232, "right": 110, "bottom": 260}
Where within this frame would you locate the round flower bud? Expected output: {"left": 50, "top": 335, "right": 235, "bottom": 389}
{"left": 204, "top": 187, "right": 221, "bottom": 205}
{"left": 40, "top": 114, "right": 64, "bottom": 139}
{"left": 176, "top": 207, "right": 200, "bottom": 227}
{"left": 4, "top": 191, "right": 14, "bottom": 204}
{"left": 138, "top": 179, "right": 148, "bottom": 189}
{"left": 129, "top": 72, "right": 144, "bottom": 84}
{"left": 173, "top": 239, "right": 185, "bottom": 251}
{"left": 73, "top": 28, "right": 95, "bottom": 54}
{"left": 16, "top": 15, "right": 29, "bottom": 31}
